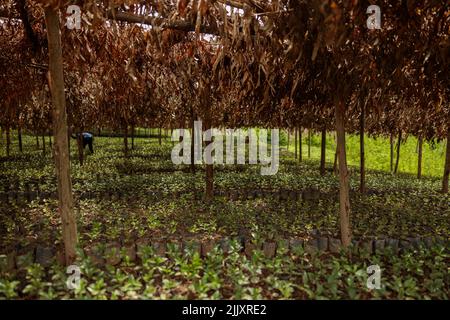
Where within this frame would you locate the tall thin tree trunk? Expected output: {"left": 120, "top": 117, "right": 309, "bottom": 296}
{"left": 335, "top": 103, "right": 352, "bottom": 247}
{"left": 76, "top": 134, "right": 84, "bottom": 166}
{"left": 390, "top": 133, "right": 394, "bottom": 173}
{"left": 360, "top": 102, "right": 366, "bottom": 193}
{"left": 191, "top": 114, "right": 196, "bottom": 174}
{"left": 394, "top": 131, "right": 402, "bottom": 174}
{"left": 18, "top": 127, "right": 23, "bottom": 152}
{"left": 124, "top": 126, "right": 129, "bottom": 157}
{"left": 417, "top": 135, "right": 423, "bottom": 179}
{"left": 308, "top": 130, "right": 311, "bottom": 158}
{"left": 320, "top": 128, "right": 326, "bottom": 175}
{"left": 203, "top": 84, "right": 213, "bottom": 201}
{"left": 36, "top": 133, "right": 39, "bottom": 149}
{"left": 287, "top": 130, "right": 290, "bottom": 151}
{"left": 294, "top": 127, "right": 298, "bottom": 160}
{"left": 158, "top": 128, "right": 162, "bottom": 145}
{"left": 45, "top": 7, "right": 77, "bottom": 265}
{"left": 442, "top": 129, "right": 450, "bottom": 194}
{"left": 299, "top": 128, "right": 302, "bottom": 162}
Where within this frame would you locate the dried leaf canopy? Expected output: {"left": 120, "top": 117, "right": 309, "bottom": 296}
{"left": 0, "top": 0, "right": 448, "bottom": 138}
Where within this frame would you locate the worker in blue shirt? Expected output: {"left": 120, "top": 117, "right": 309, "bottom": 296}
{"left": 71, "top": 132, "right": 94, "bottom": 153}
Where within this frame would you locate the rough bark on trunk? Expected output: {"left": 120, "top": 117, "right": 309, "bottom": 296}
{"left": 360, "top": 102, "right": 366, "bottom": 193}
{"left": 18, "top": 127, "right": 23, "bottom": 152}
{"left": 320, "top": 129, "right": 326, "bottom": 175}
{"left": 442, "top": 129, "right": 450, "bottom": 193}
{"left": 417, "top": 135, "right": 423, "bottom": 179}
{"left": 394, "top": 131, "right": 402, "bottom": 174}
{"left": 45, "top": 7, "right": 77, "bottom": 265}
{"left": 335, "top": 103, "right": 352, "bottom": 247}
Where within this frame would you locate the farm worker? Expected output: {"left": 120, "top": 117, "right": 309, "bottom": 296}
{"left": 71, "top": 132, "right": 94, "bottom": 153}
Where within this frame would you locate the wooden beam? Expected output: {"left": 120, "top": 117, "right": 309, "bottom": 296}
{"left": 106, "top": 9, "right": 219, "bottom": 35}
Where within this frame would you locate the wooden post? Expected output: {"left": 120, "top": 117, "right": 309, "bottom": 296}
{"left": 443, "top": 129, "right": 450, "bottom": 194}
{"left": 191, "top": 112, "right": 196, "bottom": 174}
{"left": 320, "top": 128, "right": 326, "bottom": 175}
{"left": 76, "top": 133, "right": 84, "bottom": 165}
{"left": 294, "top": 127, "right": 298, "bottom": 160}
{"left": 202, "top": 82, "right": 213, "bottom": 201}
{"left": 308, "top": 130, "right": 311, "bottom": 158}
{"left": 287, "top": 129, "right": 290, "bottom": 151}
{"left": 390, "top": 133, "right": 394, "bottom": 173}
{"left": 335, "top": 103, "right": 352, "bottom": 247}
{"left": 360, "top": 101, "right": 366, "bottom": 193}
{"left": 18, "top": 127, "right": 23, "bottom": 152}
{"left": 394, "top": 131, "right": 402, "bottom": 174}
{"left": 44, "top": 6, "right": 77, "bottom": 265}
{"left": 417, "top": 135, "right": 423, "bottom": 179}
{"left": 299, "top": 127, "right": 302, "bottom": 162}
{"left": 124, "top": 126, "right": 129, "bottom": 157}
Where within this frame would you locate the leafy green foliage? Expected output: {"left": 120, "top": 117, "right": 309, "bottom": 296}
{"left": 0, "top": 133, "right": 448, "bottom": 299}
